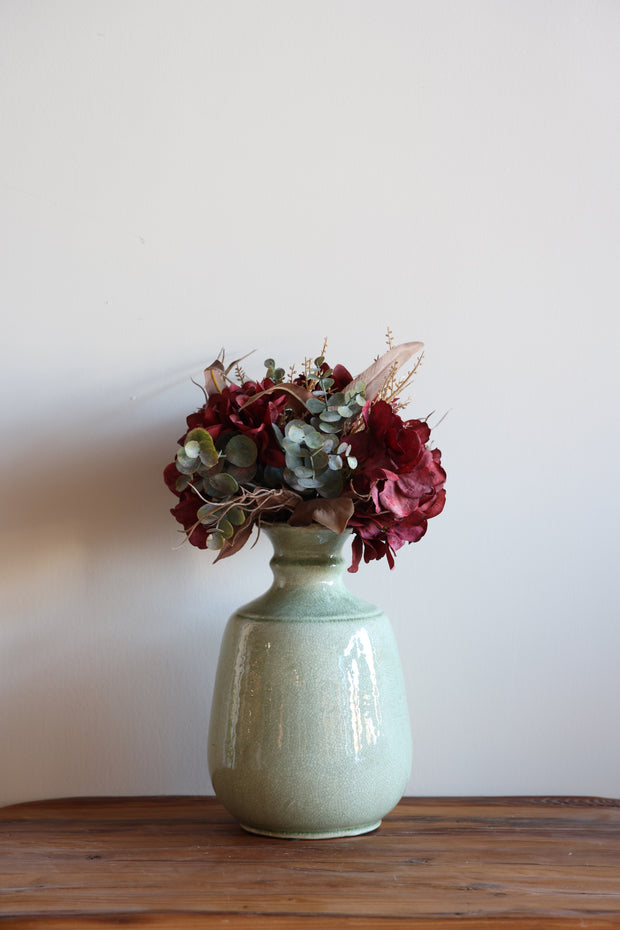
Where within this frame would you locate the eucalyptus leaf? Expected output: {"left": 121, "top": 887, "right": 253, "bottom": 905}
{"left": 337, "top": 406, "right": 353, "bottom": 418}
{"left": 283, "top": 467, "right": 301, "bottom": 488}
{"left": 197, "top": 503, "right": 220, "bottom": 524}
{"left": 282, "top": 438, "right": 302, "bottom": 456}
{"left": 225, "top": 463, "right": 256, "bottom": 484}
{"left": 328, "top": 454, "right": 343, "bottom": 470}
{"left": 207, "top": 531, "right": 225, "bottom": 550}
{"left": 311, "top": 450, "right": 329, "bottom": 471}
{"left": 319, "top": 409, "right": 341, "bottom": 423}
{"left": 185, "top": 427, "right": 211, "bottom": 445}
{"left": 294, "top": 466, "right": 315, "bottom": 479}
{"left": 317, "top": 470, "right": 343, "bottom": 498}
{"left": 301, "top": 426, "right": 324, "bottom": 450}
{"left": 225, "top": 434, "right": 257, "bottom": 467}
{"left": 286, "top": 422, "right": 306, "bottom": 444}
{"left": 347, "top": 456, "right": 358, "bottom": 469}
{"left": 319, "top": 419, "right": 341, "bottom": 433}
{"left": 297, "top": 475, "right": 322, "bottom": 489}
{"left": 176, "top": 452, "right": 198, "bottom": 475}
{"left": 305, "top": 397, "right": 326, "bottom": 414}
{"left": 184, "top": 440, "right": 201, "bottom": 459}
{"left": 199, "top": 448, "right": 218, "bottom": 468}
{"left": 217, "top": 518, "right": 234, "bottom": 539}
{"left": 206, "top": 472, "right": 239, "bottom": 497}
{"left": 228, "top": 506, "right": 246, "bottom": 526}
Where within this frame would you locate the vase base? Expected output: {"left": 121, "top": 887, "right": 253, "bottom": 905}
{"left": 240, "top": 820, "right": 382, "bottom": 840}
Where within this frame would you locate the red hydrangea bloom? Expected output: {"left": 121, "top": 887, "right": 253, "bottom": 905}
{"left": 185, "top": 380, "right": 287, "bottom": 468}
{"left": 163, "top": 379, "right": 288, "bottom": 547}
{"left": 346, "top": 400, "right": 446, "bottom": 571}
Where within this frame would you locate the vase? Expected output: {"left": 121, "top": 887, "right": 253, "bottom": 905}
{"left": 207, "top": 523, "right": 412, "bottom": 839}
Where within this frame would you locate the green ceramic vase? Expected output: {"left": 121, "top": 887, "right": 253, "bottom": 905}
{"left": 207, "top": 523, "right": 412, "bottom": 838}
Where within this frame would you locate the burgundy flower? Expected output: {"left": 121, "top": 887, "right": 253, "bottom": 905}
{"left": 346, "top": 400, "right": 446, "bottom": 571}
{"left": 185, "top": 380, "right": 287, "bottom": 468}
{"left": 164, "top": 379, "right": 290, "bottom": 545}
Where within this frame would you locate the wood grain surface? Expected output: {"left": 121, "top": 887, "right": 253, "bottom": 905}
{"left": 1, "top": 795, "right": 619, "bottom": 928}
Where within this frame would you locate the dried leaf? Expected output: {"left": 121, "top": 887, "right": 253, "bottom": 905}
{"left": 288, "top": 496, "right": 354, "bottom": 534}
{"left": 204, "top": 349, "right": 256, "bottom": 396}
{"left": 239, "top": 382, "right": 313, "bottom": 412}
{"left": 345, "top": 341, "right": 424, "bottom": 403}
{"left": 213, "top": 521, "right": 254, "bottom": 562}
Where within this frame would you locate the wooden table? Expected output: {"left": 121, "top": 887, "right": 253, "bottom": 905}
{"left": 1, "top": 796, "right": 619, "bottom": 928}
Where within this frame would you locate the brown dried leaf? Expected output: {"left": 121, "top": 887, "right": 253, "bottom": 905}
{"left": 345, "top": 341, "right": 424, "bottom": 403}
{"left": 239, "top": 382, "right": 313, "bottom": 411}
{"left": 288, "top": 496, "right": 354, "bottom": 534}
{"left": 213, "top": 521, "right": 254, "bottom": 562}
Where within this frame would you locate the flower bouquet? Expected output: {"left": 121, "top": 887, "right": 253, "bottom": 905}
{"left": 164, "top": 335, "right": 446, "bottom": 572}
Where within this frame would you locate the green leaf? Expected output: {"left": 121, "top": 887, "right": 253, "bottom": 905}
{"left": 286, "top": 422, "right": 306, "bottom": 445}
{"left": 217, "top": 518, "right": 234, "bottom": 539}
{"left": 328, "top": 454, "right": 343, "bottom": 470}
{"left": 228, "top": 506, "right": 246, "bottom": 526}
{"left": 205, "top": 472, "right": 239, "bottom": 497}
{"left": 175, "top": 475, "right": 191, "bottom": 492}
{"left": 311, "top": 450, "right": 329, "bottom": 472}
{"left": 225, "top": 463, "right": 257, "bottom": 485}
{"left": 297, "top": 475, "right": 322, "bottom": 489}
{"left": 184, "top": 440, "right": 201, "bottom": 458}
{"left": 185, "top": 427, "right": 211, "bottom": 445}
{"left": 185, "top": 428, "right": 218, "bottom": 469}
{"left": 225, "top": 434, "right": 257, "bottom": 467}
{"left": 176, "top": 450, "right": 198, "bottom": 475}
{"left": 282, "top": 438, "right": 302, "bottom": 456}
{"left": 319, "top": 409, "right": 341, "bottom": 423}
{"left": 301, "top": 425, "right": 324, "bottom": 450}
{"left": 197, "top": 503, "right": 221, "bottom": 524}
{"left": 207, "top": 531, "right": 225, "bottom": 550}
{"left": 305, "top": 397, "right": 326, "bottom": 414}
{"left": 337, "top": 405, "right": 353, "bottom": 418}
{"left": 319, "top": 419, "right": 341, "bottom": 433}
{"left": 347, "top": 456, "right": 358, "bottom": 469}
{"left": 294, "top": 465, "right": 314, "bottom": 479}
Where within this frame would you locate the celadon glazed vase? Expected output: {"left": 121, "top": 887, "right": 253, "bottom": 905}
{"left": 207, "top": 523, "right": 412, "bottom": 839}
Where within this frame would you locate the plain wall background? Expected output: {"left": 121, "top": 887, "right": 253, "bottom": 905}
{"left": 1, "top": 0, "right": 619, "bottom": 807}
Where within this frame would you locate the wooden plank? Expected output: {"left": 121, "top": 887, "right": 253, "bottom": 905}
{"left": 1, "top": 796, "right": 619, "bottom": 927}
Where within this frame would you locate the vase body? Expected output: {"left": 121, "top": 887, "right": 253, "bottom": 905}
{"left": 207, "top": 523, "right": 412, "bottom": 838}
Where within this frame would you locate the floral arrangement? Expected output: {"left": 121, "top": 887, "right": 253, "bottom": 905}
{"left": 164, "top": 335, "right": 446, "bottom": 572}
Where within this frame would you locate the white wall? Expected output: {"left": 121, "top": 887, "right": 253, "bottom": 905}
{"left": 1, "top": 1, "right": 619, "bottom": 807}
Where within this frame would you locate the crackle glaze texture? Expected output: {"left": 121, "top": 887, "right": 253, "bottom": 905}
{"left": 207, "top": 524, "right": 412, "bottom": 839}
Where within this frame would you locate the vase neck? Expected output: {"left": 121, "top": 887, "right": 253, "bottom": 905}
{"left": 264, "top": 524, "right": 349, "bottom": 588}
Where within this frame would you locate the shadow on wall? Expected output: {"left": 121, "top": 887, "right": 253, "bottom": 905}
{"left": 0, "top": 426, "right": 230, "bottom": 805}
